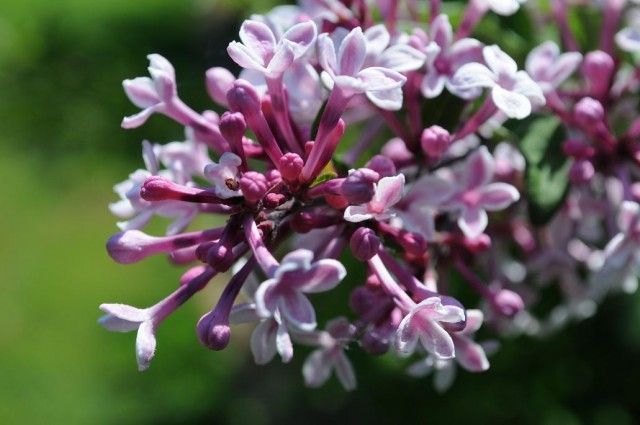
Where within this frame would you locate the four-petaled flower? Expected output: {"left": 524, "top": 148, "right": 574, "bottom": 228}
{"left": 344, "top": 174, "right": 405, "bottom": 222}
{"left": 254, "top": 249, "right": 347, "bottom": 331}
{"left": 395, "top": 297, "right": 466, "bottom": 358}
{"left": 525, "top": 41, "right": 582, "bottom": 93}
{"left": 439, "top": 146, "right": 520, "bottom": 239}
{"left": 317, "top": 27, "right": 407, "bottom": 110}
{"left": 452, "top": 45, "right": 545, "bottom": 119}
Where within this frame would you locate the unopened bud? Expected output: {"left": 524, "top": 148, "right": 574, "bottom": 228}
{"left": 421, "top": 125, "right": 451, "bottom": 158}
{"left": 350, "top": 228, "right": 381, "bottom": 261}
{"left": 365, "top": 155, "right": 396, "bottom": 178}
{"left": 239, "top": 171, "right": 268, "bottom": 204}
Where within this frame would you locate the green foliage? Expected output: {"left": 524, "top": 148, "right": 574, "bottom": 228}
{"left": 518, "top": 115, "right": 571, "bottom": 227}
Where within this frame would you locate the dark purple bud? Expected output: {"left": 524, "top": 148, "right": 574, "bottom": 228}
{"left": 438, "top": 295, "right": 467, "bottom": 332}
{"left": 227, "top": 79, "right": 262, "bottom": 117}
{"left": 492, "top": 289, "right": 525, "bottom": 317}
{"left": 573, "top": 97, "right": 604, "bottom": 128}
{"left": 350, "top": 228, "right": 381, "bottom": 261}
{"left": 279, "top": 153, "right": 304, "bottom": 181}
{"left": 206, "top": 243, "right": 235, "bottom": 272}
{"left": 365, "top": 155, "right": 396, "bottom": 178}
{"left": 239, "top": 171, "right": 268, "bottom": 204}
{"left": 569, "top": 159, "right": 595, "bottom": 183}
{"left": 342, "top": 168, "right": 380, "bottom": 205}
{"left": 362, "top": 329, "right": 390, "bottom": 356}
{"left": 197, "top": 311, "right": 231, "bottom": 351}
{"left": 421, "top": 125, "right": 451, "bottom": 158}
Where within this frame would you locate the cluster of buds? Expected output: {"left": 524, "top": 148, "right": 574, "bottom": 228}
{"left": 100, "top": 0, "right": 640, "bottom": 391}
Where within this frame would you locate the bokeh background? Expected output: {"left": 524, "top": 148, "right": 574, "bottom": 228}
{"left": 1, "top": 0, "right": 640, "bottom": 424}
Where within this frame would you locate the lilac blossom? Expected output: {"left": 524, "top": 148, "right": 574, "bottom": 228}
{"left": 421, "top": 14, "right": 484, "bottom": 99}
{"left": 439, "top": 146, "right": 520, "bottom": 239}
{"left": 344, "top": 174, "right": 405, "bottom": 223}
{"left": 452, "top": 45, "right": 545, "bottom": 119}
{"left": 395, "top": 297, "right": 466, "bottom": 359}
{"left": 100, "top": 0, "right": 640, "bottom": 391}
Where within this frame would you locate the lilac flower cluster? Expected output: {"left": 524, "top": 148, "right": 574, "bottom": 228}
{"left": 100, "top": 0, "right": 640, "bottom": 391}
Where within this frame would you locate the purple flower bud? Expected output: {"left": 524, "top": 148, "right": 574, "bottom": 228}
{"left": 239, "top": 171, "right": 268, "bottom": 204}
{"left": 206, "top": 67, "right": 236, "bottom": 106}
{"left": 365, "top": 155, "right": 396, "bottom": 178}
{"left": 421, "top": 125, "right": 451, "bottom": 158}
{"left": 206, "top": 243, "right": 235, "bottom": 272}
{"left": 398, "top": 231, "right": 427, "bottom": 256}
{"left": 140, "top": 176, "right": 230, "bottom": 204}
{"left": 341, "top": 168, "right": 380, "bottom": 205}
{"left": 350, "top": 228, "right": 381, "bottom": 261}
{"left": 264, "top": 192, "right": 286, "bottom": 208}
{"left": 219, "top": 112, "right": 247, "bottom": 143}
{"left": 582, "top": 51, "right": 614, "bottom": 96}
{"left": 492, "top": 289, "right": 524, "bottom": 317}
{"left": 197, "top": 311, "right": 232, "bottom": 351}
{"left": 227, "top": 79, "right": 262, "bottom": 117}
{"left": 569, "top": 159, "right": 595, "bottom": 183}
{"left": 573, "top": 97, "right": 604, "bottom": 128}
{"left": 279, "top": 153, "right": 305, "bottom": 181}
{"left": 265, "top": 169, "right": 282, "bottom": 187}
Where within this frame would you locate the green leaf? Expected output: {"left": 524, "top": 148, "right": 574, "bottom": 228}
{"left": 518, "top": 115, "right": 570, "bottom": 227}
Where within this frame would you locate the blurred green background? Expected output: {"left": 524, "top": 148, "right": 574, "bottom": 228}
{"left": 1, "top": 0, "right": 640, "bottom": 424}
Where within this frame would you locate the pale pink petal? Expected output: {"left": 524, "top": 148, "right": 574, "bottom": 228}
{"left": 486, "top": 0, "right": 521, "bottom": 16}
{"left": 453, "top": 337, "right": 489, "bottom": 372}
{"left": 603, "top": 233, "right": 634, "bottom": 268}
{"left": 228, "top": 41, "right": 269, "bottom": 71}
{"left": 525, "top": 41, "right": 558, "bottom": 79}
{"left": 302, "top": 349, "right": 333, "bottom": 387}
{"left": 513, "top": 71, "right": 545, "bottom": 107}
{"left": 464, "top": 146, "right": 494, "bottom": 190}
{"left": 430, "top": 14, "right": 453, "bottom": 48}
{"left": 422, "top": 71, "right": 446, "bottom": 98}
{"left": 284, "top": 259, "right": 346, "bottom": 293}
{"left": 417, "top": 320, "right": 455, "bottom": 359}
{"left": 122, "top": 107, "right": 156, "bottom": 129}
{"left": 379, "top": 45, "right": 426, "bottom": 72}
{"left": 280, "top": 290, "right": 317, "bottom": 331}
{"left": 371, "top": 174, "right": 405, "bottom": 211}
{"left": 123, "top": 77, "right": 160, "bottom": 109}
{"left": 338, "top": 27, "right": 367, "bottom": 76}
{"left": 479, "top": 182, "right": 520, "bottom": 211}
{"left": 99, "top": 303, "right": 150, "bottom": 324}
{"left": 458, "top": 207, "right": 489, "bottom": 238}
{"left": 98, "top": 314, "right": 142, "bottom": 332}
{"left": 547, "top": 52, "right": 582, "bottom": 88}
{"left": 136, "top": 321, "right": 157, "bottom": 371}
{"left": 616, "top": 27, "right": 640, "bottom": 53}
{"left": 408, "top": 174, "right": 456, "bottom": 205}
{"left": 239, "top": 20, "right": 276, "bottom": 64}
{"left": 251, "top": 319, "right": 277, "bottom": 364}
{"left": 483, "top": 45, "right": 518, "bottom": 77}
{"left": 395, "top": 313, "right": 420, "bottom": 353}
{"left": 365, "top": 86, "right": 404, "bottom": 110}
{"left": 343, "top": 205, "right": 374, "bottom": 222}
{"left": 335, "top": 350, "right": 357, "bottom": 390}
{"left": 461, "top": 309, "right": 484, "bottom": 334}
{"left": 451, "top": 62, "right": 496, "bottom": 91}
{"left": 317, "top": 34, "right": 338, "bottom": 78}
{"left": 281, "top": 20, "right": 317, "bottom": 58}
{"left": 254, "top": 278, "right": 280, "bottom": 317}
{"left": 491, "top": 85, "right": 531, "bottom": 118}
{"left": 357, "top": 67, "right": 406, "bottom": 91}
{"left": 266, "top": 43, "right": 294, "bottom": 78}
{"left": 275, "top": 317, "right": 294, "bottom": 363}
{"left": 449, "top": 39, "right": 484, "bottom": 69}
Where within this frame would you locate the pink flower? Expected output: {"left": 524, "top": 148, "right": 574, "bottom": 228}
{"left": 317, "top": 27, "right": 407, "bottom": 110}
{"left": 344, "top": 174, "right": 405, "bottom": 222}
{"left": 525, "top": 41, "right": 582, "bottom": 93}
{"left": 254, "top": 249, "right": 347, "bottom": 331}
{"left": 452, "top": 45, "right": 545, "bottom": 119}
{"left": 440, "top": 146, "right": 520, "bottom": 239}
{"left": 395, "top": 297, "right": 466, "bottom": 359}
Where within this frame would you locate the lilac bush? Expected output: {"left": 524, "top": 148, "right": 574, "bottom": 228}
{"left": 100, "top": 0, "right": 640, "bottom": 391}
